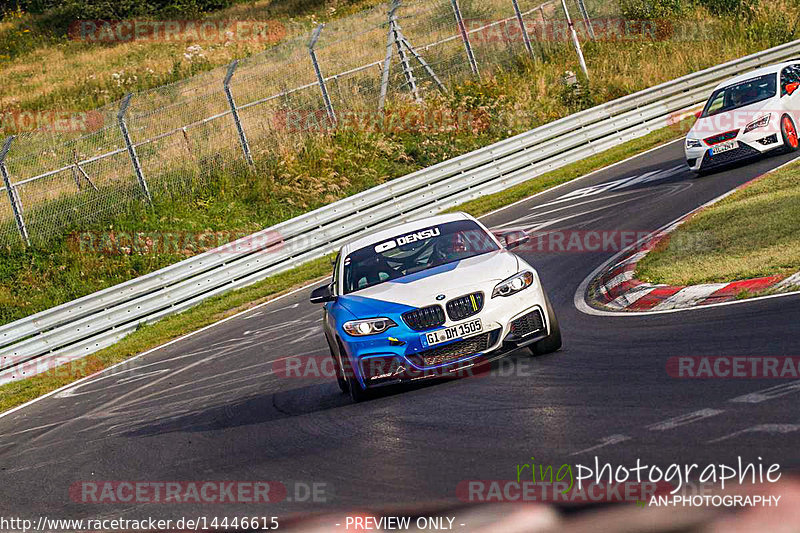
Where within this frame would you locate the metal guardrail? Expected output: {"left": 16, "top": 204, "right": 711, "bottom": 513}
{"left": 2, "top": 39, "right": 799, "bottom": 384}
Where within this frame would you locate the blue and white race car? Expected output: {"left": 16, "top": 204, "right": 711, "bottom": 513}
{"left": 309, "top": 212, "right": 561, "bottom": 402}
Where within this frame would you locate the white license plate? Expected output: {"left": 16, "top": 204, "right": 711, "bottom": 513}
{"left": 709, "top": 140, "right": 738, "bottom": 155}
{"left": 422, "top": 319, "right": 482, "bottom": 347}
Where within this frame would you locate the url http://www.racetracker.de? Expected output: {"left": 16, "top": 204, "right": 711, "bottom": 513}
{"left": 0, "top": 516, "right": 281, "bottom": 532}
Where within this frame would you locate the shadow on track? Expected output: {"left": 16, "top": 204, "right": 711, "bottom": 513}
{"left": 119, "top": 350, "right": 541, "bottom": 438}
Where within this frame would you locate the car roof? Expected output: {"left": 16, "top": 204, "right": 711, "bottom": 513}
{"left": 340, "top": 212, "right": 475, "bottom": 256}
{"left": 713, "top": 60, "right": 799, "bottom": 90}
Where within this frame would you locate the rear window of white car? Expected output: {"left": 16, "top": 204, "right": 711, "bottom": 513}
{"left": 701, "top": 73, "right": 777, "bottom": 118}
{"left": 342, "top": 220, "right": 499, "bottom": 294}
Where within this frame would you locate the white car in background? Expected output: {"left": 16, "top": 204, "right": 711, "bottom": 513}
{"left": 685, "top": 61, "right": 800, "bottom": 174}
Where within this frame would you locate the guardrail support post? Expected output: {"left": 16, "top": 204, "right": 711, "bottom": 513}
{"left": 512, "top": 0, "right": 535, "bottom": 59}
{"left": 576, "top": 0, "right": 595, "bottom": 40}
{"left": 309, "top": 24, "right": 337, "bottom": 128}
{"left": 561, "top": 0, "right": 589, "bottom": 80}
{"left": 223, "top": 60, "right": 254, "bottom": 166}
{"left": 0, "top": 136, "right": 30, "bottom": 247}
{"left": 450, "top": 0, "right": 480, "bottom": 78}
{"left": 117, "top": 94, "right": 153, "bottom": 204}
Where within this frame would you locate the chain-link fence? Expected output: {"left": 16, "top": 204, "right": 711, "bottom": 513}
{"left": 0, "top": 0, "right": 608, "bottom": 248}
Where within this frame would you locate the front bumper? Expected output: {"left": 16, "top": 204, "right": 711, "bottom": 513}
{"left": 685, "top": 133, "right": 783, "bottom": 172}
{"left": 341, "top": 287, "right": 550, "bottom": 389}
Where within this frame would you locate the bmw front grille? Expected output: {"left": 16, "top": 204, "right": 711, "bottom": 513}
{"left": 402, "top": 305, "right": 446, "bottom": 331}
{"left": 446, "top": 292, "right": 484, "bottom": 321}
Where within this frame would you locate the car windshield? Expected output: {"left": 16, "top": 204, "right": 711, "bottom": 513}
{"left": 700, "top": 73, "right": 777, "bottom": 118}
{"left": 342, "top": 220, "right": 499, "bottom": 294}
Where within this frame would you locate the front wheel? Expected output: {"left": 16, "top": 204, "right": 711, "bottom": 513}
{"left": 780, "top": 114, "right": 799, "bottom": 153}
{"left": 347, "top": 371, "right": 372, "bottom": 403}
{"left": 331, "top": 348, "right": 349, "bottom": 393}
{"left": 530, "top": 293, "right": 562, "bottom": 356}
{"left": 343, "top": 355, "right": 373, "bottom": 403}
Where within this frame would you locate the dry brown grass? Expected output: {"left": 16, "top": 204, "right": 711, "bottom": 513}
{"left": 0, "top": 0, "right": 384, "bottom": 111}
{"left": 0, "top": 0, "right": 798, "bottom": 236}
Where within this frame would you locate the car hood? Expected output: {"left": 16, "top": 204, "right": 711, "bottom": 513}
{"left": 338, "top": 250, "right": 521, "bottom": 313}
{"left": 690, "top": 99, "right": 775, "bottom": 139}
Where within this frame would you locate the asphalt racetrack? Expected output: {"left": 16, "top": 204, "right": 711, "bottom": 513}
{"left": 2, "top": 139, "right": 799, "bottom": 521}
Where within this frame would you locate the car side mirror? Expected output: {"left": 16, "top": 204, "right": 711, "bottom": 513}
{"left": 310, "top": 284, "right": 335, "bottom": 304}
{"left": 504, "top": 230, "right": 530, "bottom": 250}
{"left": 784, "top": 82, "right": 799, "bottom": 97}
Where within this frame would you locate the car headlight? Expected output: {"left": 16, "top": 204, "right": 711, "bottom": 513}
{"left": 492, "top": 271, "right": 535, "bottom": 298}
{"left": 743, "top": 115, "right": 770, "bottom": 134}
{"left": 343, "top": 318, "right": 397, "bottom": 337}
{"left": 685, "top": 138, "right": 703, "bottom": 149}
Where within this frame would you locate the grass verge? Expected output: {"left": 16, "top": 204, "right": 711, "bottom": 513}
{"left": 636, "top": 158, "right": 800, "bottom": 286}
{"left": 0, "top": 124, "right": 684, "bottom": 413}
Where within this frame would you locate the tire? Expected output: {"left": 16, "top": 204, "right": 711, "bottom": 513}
{"left": 780, "top": 114, "right": 799, "bottom": 153}
{"left": 330, "top": 347, "right": 348, "bottom": 394}
{"left": 340, "top": 347, "right": 372, "bottom": 403}
{"left": 530, "top": 293, "right": 562, "bottom": 356}
{"left": 347, "top": 365, "right": 372, "bottom": 403}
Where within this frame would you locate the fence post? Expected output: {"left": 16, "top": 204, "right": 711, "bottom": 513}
{"left": 450, "top": 0, "right": 480, "bottom": 78}
{"left": 309, "top": 24, "right": 337, "bottom": 127}
{"left": 117, "top": 94, "right": 153, "bottom": 204}
{"left": 379, "top": 1, "right": 400, "bottom": 110}
{"left": 182, "top": 127, "right": 197, "bottom": 163}
{"left": 223, "top": 60, "right": 254, "bottom": 166}
{"left": 391, "top": 8, "right": 420, "bottom": 102}
{"left": 397, "top": 33, "right": 446, "bottom": 94}
{"left": 511, "top": 0, "right": 534, "bottom": 58}
{"left": 576, "top": 0, "right": 595, "bottom": 40}
{"left": 71, "top": 149, "right": 98, "bottom": 192}
{"left": 71, "top": 149, "right": 83, "bottom": 191}
{"left": 0, "top": 136, "right": 30, "bottom": 247}
{"left": 561, "top": 0, "right": 589, "bottom": 79}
